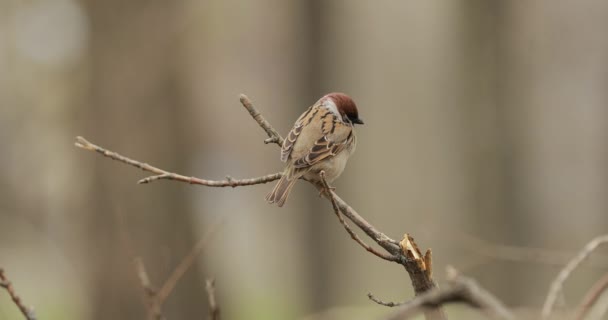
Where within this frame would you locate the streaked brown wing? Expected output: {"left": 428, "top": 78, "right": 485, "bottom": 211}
{"left": 281, "top": 105, "right": 318, "bottom": 162}
{"left": 281, "top": 123, "right": 302, "bottom": 162}
{"left": 292, "top": 121, "right": 353, "bottom": 169}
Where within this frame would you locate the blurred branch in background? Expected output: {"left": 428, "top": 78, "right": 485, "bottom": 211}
{"left": 542, "top": 235, "right": 608, "bottom": 319}
{"left": 75, "top": 94, "right": 451, "bottom": 320}
{"left": 456, "top": 232, "right": 608, "bottom": 269}
{"left": 0, "top": 268, "right": 37, "bottom": 320}
{"left": 205, "top": 279, "right": 221, "bottom": 320}
{"left": 575, "top": 271, "right": 608, "bottom": 320}
{"left": 115, "top": 207, "right": 224, "bottom": 320}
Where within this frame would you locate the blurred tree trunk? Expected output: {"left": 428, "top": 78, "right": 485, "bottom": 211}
{"left": 301, "top": 0, "right": 332, "bottom": 313}
{"left": 456, "top": 1, "right": 524, "bottom": 304}
{"left": 81, "top": 1, "right": 206, "bottom": 319}
{"left": 460, "top": 0, "right": 608, "bottom": 306}
{"left": 497, "top": 0, "right": 608, "bottom": 304}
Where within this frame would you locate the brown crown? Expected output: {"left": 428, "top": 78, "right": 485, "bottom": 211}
{"left": 324, "top": 92, "right": 359, "bottom": 120}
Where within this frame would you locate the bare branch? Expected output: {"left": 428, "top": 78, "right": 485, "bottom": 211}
{"left": 0, "top": 268, "right": 37, "bottom": 320}
{"left": 385, "top": 267, "right": 514, "bottom": 320}
{"left": 239, "top": 94, "right": 284, "bottom": 146}
{"left": 76, "top": 94, "right": 445, "bottom": 319}
{"left": 575, "top": 272, "right": 608, "bottom": 320}
{"left": 75, "top": 136, "right": 281, "bottom": 187}
{"left": 205, "top": 279, "right": 221, "bottom": 320}
{"left": 320, "top": 171, "right": 398, "bottom": 262}
{"left": 542, "top": 234, "right": 608, "bottom": 319}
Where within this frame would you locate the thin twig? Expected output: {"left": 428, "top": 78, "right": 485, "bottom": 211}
{"left": 542, "top": 235, "right": 608, "bottom": 319}
{"left": 368, "top": 293, "right": 406, "bottom": 307}
{"left": 239, "top": 94, "right": 284, "bottom": 146}
{"left": 0, "top": 269, "right": 37, "bottom": 320}
{"left": 319, "top": 171, "right": 398, "bottom": 262}
{"left": 75, "top": 136, "right": 281, "bottom": 187}
{"left": 385, "top": 267, "right": 514, "bottom": 320}
{"left": 205, "top": 279, "right": 221, "bottom": 320}
{"left": 575, "top": 272, "right": 608, "bottom": 320}
{"left": 154, "top": 216, "right": 224, "bottom": 306}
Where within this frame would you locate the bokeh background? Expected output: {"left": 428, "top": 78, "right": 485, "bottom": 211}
{"left": 1, "top": 1, "right": 608, "bottom": 319}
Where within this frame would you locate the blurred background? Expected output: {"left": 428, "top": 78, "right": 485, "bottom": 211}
{"left": 1, "top": 1, "right": 608, "bottom": 319}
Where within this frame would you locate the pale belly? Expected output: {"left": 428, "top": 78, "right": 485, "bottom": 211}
{"left": 303, "top": 150, "right": 351, "bottom": 183}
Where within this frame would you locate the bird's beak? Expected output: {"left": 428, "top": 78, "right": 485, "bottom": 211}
{"left": 352, "top": 117, "right": 364, "bottom": 125}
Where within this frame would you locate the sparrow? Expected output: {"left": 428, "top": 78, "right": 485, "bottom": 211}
{"left": 266, "top": 92, "right": 364, "bottom": 207}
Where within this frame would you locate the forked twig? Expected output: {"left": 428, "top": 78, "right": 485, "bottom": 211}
{"left": 319, "top": 171, "right": 397, "bottom": 262}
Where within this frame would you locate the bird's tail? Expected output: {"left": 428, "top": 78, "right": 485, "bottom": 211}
{"left": 265, "top": 169, "right": 300, "bottom": 207}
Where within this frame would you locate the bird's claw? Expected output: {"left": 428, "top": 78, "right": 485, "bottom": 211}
{"left": 318, "top": 170, "right": 336, "bottom": 197}
{"left": 318, "top": 186, "right": 336, "bottom": 197}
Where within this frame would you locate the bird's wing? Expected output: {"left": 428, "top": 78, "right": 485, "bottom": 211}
{"left": 292, "top": 114, "right": 353, "bottom": 169}
{"left": 281, "top": 105, "right": 317, "bottom": 162}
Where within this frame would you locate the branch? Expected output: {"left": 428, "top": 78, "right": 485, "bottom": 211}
{"left": 320, "top": 171, "right": 398, "bottom": 262}
{"left": 542, "top": 234, "right": 608, "bottom": 319}
{"left": 575, "top": 272, "right": 608, "bottom": 320}
{"left": 205, "top": 279, "right": 221, "bottom": 320}
{"left": 76, "top": 93, "right": 444, "bottom": 319}
{"left": 0, "top": 268, "right": 37, "bottom": 320}
{"left": 384, "top": 267, "right": 514, "bottom": 320}
{"left": 75, "top": 136, "right": 281, "bottom": 187}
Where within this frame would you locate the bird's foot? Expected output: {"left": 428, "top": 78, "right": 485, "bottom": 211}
{"left": 318, "top": 171, "right": 336, "bottom": 197}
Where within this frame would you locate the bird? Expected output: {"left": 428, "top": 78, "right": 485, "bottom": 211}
{"left": 266, "top": 92, "right": 364, "bottom": 207}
